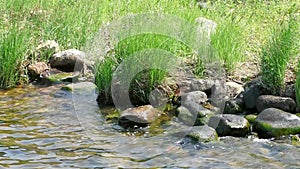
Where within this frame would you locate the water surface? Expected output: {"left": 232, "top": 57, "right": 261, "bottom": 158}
{"left": 0, "top": 84, "right": 299, "bottom": 168}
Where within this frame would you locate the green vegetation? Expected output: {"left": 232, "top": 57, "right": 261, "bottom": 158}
{"left": 296, "top": 60, "right": 300, "bottom": 107}
{"left": 211, "top": 20, "right": 244, "bottom": 72}
{"left": 260, "top": 14, "right": 299, "bottom": 95}
{"left": 1, "top": 0, "right": 299, "bottom": 99}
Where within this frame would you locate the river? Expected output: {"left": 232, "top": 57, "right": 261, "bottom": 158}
{"left": 0, "top": 84, "right": 299, "bottom": 168}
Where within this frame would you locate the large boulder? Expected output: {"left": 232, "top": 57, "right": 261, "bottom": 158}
{"left": 187, "top": 125, "right": 218, "bottom": 142}
{"left": 50, "top": 49, "right": 86, "bottom": 72}
{"left": 254, "top": 108, "right": 300, "bottom": 138}
{"left": 118, "top": 105, "right": 162, "bottom": 128}
{"left": 256, "top": 95, "right": 296, "bottom": 113}
{"left": 208, "top": 114, "right": 250, "bottom": 137}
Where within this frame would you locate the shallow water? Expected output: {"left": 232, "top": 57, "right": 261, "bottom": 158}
{"left": 0, "top": 84, "right": 299, "bottom": 168}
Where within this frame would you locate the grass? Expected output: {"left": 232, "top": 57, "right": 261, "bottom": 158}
{"left": 0, "top": 0, "right": 299, "bottom": 100}
{"left": 95, "top": 34, "right": 191, "bottom": 105}
{"left": 260, "top": 12, "right": 299, "bottom": 95}
{"left": 296, "top": 61, "right": 300, "bottom": 107}
{"left": 211, "top": 19, "right": 244, "bottom": 73}
{"left": 0, "top": 24, "right": 29, "bottom": 87}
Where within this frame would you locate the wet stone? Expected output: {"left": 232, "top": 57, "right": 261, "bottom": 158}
{"left": 208, "top": 114, "right": 250, "bottom": 137}
{"left": 254, "top": 108, "right": 300, "bottom": 138}
{"left": 118, "top": 105, "right": 162, "bottom": 128}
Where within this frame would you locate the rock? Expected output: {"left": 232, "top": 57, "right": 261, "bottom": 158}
{"left": 181, "top": 91, "right": 207, "bottom": 105}
{"left": 187, "top": 125, "right": 218, "bottom": 142}
{"left": 210, "top": 80, "right": 228, "bottom": 109}
{"left": 225, "top": 81, "right": 244, "bottom": 98}
{"left": 33, "top": 40, "right": 60, "bottom": 60}
{"left": 181, "top": 101, "right": 215, "bottom": 126}
{"left": 208, "top": 114, "right": 250, "bottom": 137}
{"left": 245, "top": 114, "right": 257, "bottom": 124}
{"left": 118, "top": 105, "right": 162, "bottom": 128}
{"left": 254, "top": 108, "right": 300, "bottom": 138}
{"left": 189, "top": 78, "right": 214, "bottom": 92}
{"left": 195, "top": 17, "right": 217, "bottom": 38}
{"left": 61, "top": 82, "right": 97, "bottom": 93}
{"left": 27, "top": 62, "right": 49, "bottom": 79}
{"left": 282, "top": 84, "right": 295, "bottom": 99}
{"left": 50, "top": 49, "right": 86, "bottom": 72}
{"left": 177, "top": 106, "right": 197, "bottom": 126}
{"left": 223, "top": 94, "right": 244, "bottom": 114}
{"left": 243, "top": 77, "right": 266, "bottom": 109}
{"left": 46, "top": 71, "right": 80, "bottom": 83}
{"left": 256, "top": 95, "right": 296, "bottom": 113}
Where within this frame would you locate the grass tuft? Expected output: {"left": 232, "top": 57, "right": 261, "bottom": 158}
{"left": 260, "top": 15, "right": 298, "bottom": 95}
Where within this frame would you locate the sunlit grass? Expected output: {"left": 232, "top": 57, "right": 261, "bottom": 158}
{"left": 260, "top": 14, "right": 299, "bottom": 95}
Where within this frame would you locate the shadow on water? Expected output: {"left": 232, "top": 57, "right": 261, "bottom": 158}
{"left": 0, "top": 85, "right": 299, "bottom": 168}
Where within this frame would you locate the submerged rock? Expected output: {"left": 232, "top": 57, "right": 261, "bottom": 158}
{"left": 118, "top": 105, "right": 162, "bottom": 128}
{"left": 256, "top": 95, "right": 296, "bottom": 113}
{"left": 208, "top": 114, "right": 250, "bottom": 137}
{"left": 187, "top": 125, "right": 218, "bottom": 142}
{"left": 46, "top": 71, "right": 80, "bottom": 83}
{"left": 50, "top": 49, "right": 86, "bottom": 72}
{"left": 254, "top": 108, "right": 300, "bottom": 138}
{"left": 61, "top": 82, "right": 97, "bottom": 93}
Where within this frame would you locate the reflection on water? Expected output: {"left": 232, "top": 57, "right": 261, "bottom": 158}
{"left": 0, "top": 84, "right": 299, "bottom": 168}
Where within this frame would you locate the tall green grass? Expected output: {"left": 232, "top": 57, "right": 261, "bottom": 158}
{"left": 260, "top": 16, "right": 298, "bottom": 95}
{"left": 0, "top": 0, "right": 299, "bottom": 90}
{"left": 0, "top": 25, "right": 29, "bottom": 87}
{"left": 296, "top": 60, "right": 300, "bottom": 107}
{"left": 95, "top": 34, "right": 192, "bottom": 104}
{"left": 211, "top": 20, "right": 244, "bottom": 73}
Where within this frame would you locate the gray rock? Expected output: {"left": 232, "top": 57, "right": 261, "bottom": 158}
{"left": 223, "top": 96, "right": 244, "bottom": 114}
{"left": 190, "top": 78, "right": 214, "bottom": 92}
{"left": 225, "top": 81, "right": 244, "bottom": 98}
{"left": 181, "top": 101, "right": 216, "bottom": 125}
{"left": 243, "top": 78, "right": 265, "bottom": 109}
{"left": 195, "top": 17, "right": 217, "bottom": 38}
{"left": 181, "top": 91, "right": 207, "bottom": 105}
{"left": 282, "top": 84, "right": 295, "bottom": 99}
{"left": 256, "top": 95, "right": 296, "bottom": 113}
{"left": 208, "top": 114, "right": 250, "bottom": 137}
{"left": 50, "top": 49, "right": 86, "bottom": 72}
{"left": 254, "top": 108, "right": 300, "bottom": 138}
{"left": 210, "top": 80, "right": 228, "bottom": 109}
{"left": 33, "top": 40, "right": 59, "bottom": 59}
{"left": 118, "top": 105, "right": 162, "bottom": 128}
{"left": 177, "top": 106, "right": 197, "bottom": 126}
{"left": 187, "top": 125, "right": 218, "bottom": 142}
